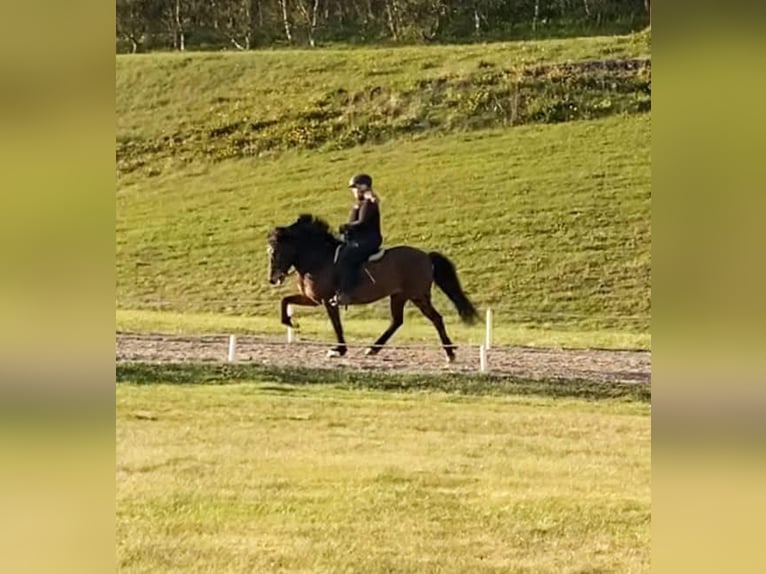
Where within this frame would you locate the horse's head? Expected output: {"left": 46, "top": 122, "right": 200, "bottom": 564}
{"left": 266, "top": 226, "right": 296, "bottom": 285}
{"left": 267, "top": 214, "right": 338, "bottom": 285}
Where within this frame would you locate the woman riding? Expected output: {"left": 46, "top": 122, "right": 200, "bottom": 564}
{"left": 332, "top": 173, "right": 383, "bottom": 306}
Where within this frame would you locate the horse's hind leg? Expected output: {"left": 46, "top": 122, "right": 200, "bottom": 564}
{"left": 412, "top": 296, "right": 456, "bottom": 362}
{"left": 366, "top": 294, "right": 406, "bottom": 356}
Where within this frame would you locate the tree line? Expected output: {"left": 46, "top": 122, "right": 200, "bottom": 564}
{"left": 117, "top": 0, "right": 650, "bottom": 53}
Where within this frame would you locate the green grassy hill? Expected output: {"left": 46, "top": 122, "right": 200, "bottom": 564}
{"left": 117, "top": 33, "right": 650, "bottom": 347}
{"left": 117, "top": 32, "right": 649, "bottom": 172}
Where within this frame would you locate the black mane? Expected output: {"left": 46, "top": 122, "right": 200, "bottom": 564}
{"left": 269, "top": 213, "right": 339, "bottom": 247}
{"left": 294, "top": 214, "right": 336, "bottom": 239}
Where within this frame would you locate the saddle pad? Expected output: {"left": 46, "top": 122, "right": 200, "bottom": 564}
{"left": 333, "top": 246, "right": 386, "bottom": 264}
{"left": 367, "top": 249, "right": 385, "bottom": 262}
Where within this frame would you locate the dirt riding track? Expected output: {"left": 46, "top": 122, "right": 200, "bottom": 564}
{"left": 117, "top": 333, "right": 650, "bottom": 384}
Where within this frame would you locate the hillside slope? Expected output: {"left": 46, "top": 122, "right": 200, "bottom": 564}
{"left": 117, "top": 33, "right": 650, "bottom": 340}
{"left": 117, "top": 114, "right": 650, "bottom": 333}
{"left": 117, "top": 33, "right": 650, "bottom": 174}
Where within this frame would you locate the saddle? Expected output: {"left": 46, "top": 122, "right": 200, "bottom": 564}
{"left": 333, "top": 245, "right": 386, "bottom": 264}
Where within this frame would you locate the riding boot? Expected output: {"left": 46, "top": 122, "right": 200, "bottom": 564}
{"left": 335, "top": 269, "right": 359, "bottom": 306}
{"left": 333, "top": 237, "right": 377, "bottom": 306}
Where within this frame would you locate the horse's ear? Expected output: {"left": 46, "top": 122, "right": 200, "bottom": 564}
{"left": 296, "top": 213, "right": 312, "bottom": 224}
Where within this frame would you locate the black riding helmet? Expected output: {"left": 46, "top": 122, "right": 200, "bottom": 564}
{"left": 349, "top": 173, "right": 373, "bottom": 188}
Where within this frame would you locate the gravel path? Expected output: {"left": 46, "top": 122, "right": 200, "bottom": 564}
{"left": 117, "top": 332, "right": 650, "bottom": 384}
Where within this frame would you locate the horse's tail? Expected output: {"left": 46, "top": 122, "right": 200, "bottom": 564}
{"left": 428, "top": 252, "right": 479, "bottom": 325}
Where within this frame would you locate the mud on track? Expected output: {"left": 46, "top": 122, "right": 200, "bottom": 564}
{"left": 117, "top": 332, "right": 650, "bottom": 384}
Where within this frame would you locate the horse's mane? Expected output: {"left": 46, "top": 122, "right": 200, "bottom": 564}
{"left": 269, "top": 213, "right": 339, "bottom": 245}
{"left": 295, "top": 214, "right": 335, "bottom": 239}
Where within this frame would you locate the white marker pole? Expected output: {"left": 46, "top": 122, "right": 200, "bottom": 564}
{"left": 227, "top": 335, "right": 237, "bottom": 362}
{"left": 485, "top": 308, "right": 493, "bottom": 350}
{"left": 286, "top": 304, "right": 294, "bottom": 343}
{"left": 479, "top": 344, "right": 488, "bottom": 374}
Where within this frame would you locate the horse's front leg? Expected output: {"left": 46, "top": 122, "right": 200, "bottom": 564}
{"left": 280, "top": 294, "right": 318, "bottom": 328}
{"left": 324, "top": 301, "right": 347, "bottom": 357}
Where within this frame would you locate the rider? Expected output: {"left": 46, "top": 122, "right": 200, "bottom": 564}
{"left": 332, "top": 173, "right": 383, "bottom": 306}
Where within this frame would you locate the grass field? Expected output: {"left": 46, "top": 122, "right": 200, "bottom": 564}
{"left": 117, "top": 31, "right": 650, "bottom": 347}
{"left": 117, "top": 114, "right": 650, "bottom": 334}
{"left": 117, "top": 367, "right": 650, "bottom": 573}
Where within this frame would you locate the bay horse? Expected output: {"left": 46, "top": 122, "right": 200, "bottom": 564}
{"left": 267, "top": 214, "right": 478, "bottom": 361}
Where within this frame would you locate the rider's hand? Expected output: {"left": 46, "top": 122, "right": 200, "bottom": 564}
{"left": 338, "top": 224, "right": 348, "bottom": 234}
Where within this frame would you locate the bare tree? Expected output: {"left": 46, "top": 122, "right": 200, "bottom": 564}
{"left": 214, "top": 0, "right": 257, "bottom": 50}
{"left": 297, "top": 0, "right": 321, "bottom": 47}
{"left": 279, "top": 0, "right": 294, "bottom": 43}
{"left": 384, "top": 0, "right": 400, "bottom": 41}
{"left": 174, "top": 0, "right": 185, "bottom": 50}
{"left": 117, "top": 0, "right": 150, "bottom": 53}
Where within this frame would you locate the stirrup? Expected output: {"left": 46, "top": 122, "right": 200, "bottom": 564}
{"left": 330, "top": 292, "right": 351, "bottom": 307}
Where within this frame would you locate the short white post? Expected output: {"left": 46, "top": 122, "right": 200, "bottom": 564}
{"left": 286, "top": 304, "right": 294, "bottom": 343}
{"left": 227, "top": 335, "right": 237, "bottom": 362}
{"left": 479, "top": 344, "right": 488, "bottom": 374}
{"left": 485, "top": 308, "right": 493, "bottom": 350}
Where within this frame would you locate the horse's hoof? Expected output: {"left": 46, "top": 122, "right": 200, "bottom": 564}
{"left": 326, "top": 347, "right": 347, "bottom": 358}
{"left": 364, "top": 346, "right": 380, "bottom": 356}
{"left": 445, "top": 353, "right": 456, "bottom": 364}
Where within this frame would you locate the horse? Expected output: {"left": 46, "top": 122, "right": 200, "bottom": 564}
{"left": 267, "top": 214, "right": 479, "bottom": 362}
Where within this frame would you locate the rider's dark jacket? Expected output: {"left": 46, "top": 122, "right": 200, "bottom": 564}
{"left": 343, "top": 199, "right": 382, "bottom": 246}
